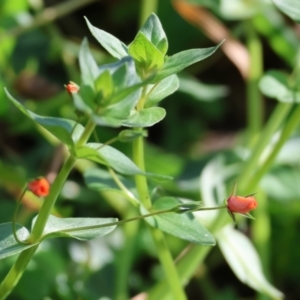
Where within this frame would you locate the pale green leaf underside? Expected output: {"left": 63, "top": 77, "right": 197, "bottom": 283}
{"left": 218, "top": 225, "right": 284, "bottom": 300}
{"left": 145, "top": 197, "right": 215, "bottom": 245}
{"left": 5, "top": 89, "right": 85, "bottom": 146}
{"left": 0, "top": 223, "right": 36, "bottom": 260}
{"left": 122, "top": 107, "right": 166, "bottom": 127}
{"left": 33, "top": 215, "right": 118, "bottom": 241}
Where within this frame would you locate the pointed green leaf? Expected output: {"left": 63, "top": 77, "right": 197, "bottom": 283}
{"left": 76, "top": 143, "right": 172, "bottom": 181}
{"left": 139, "top": 13, "right": 168, "bottom": 55}
{"left": 79, "top": 37, "right": 99, "bottom": 89}
{"left": 152, "top": 43, "right": 223, "bottom": 82}
{"left": 145, "top": 74, "right": 179, "bottom": 107}
{"left": 95, "top": 70, "right": 113, "bottom": 99}
{"left": 5, "top": 89, "right": 85, "bottom": 146}
{"left": 85, "top": 17, "right": 128, "bottom": 59}
{"left": 128, "top": 32, "right": 165, "bottom": 72}
{"left": 144, "top": 197, "right": 215, "bottom": 245}
{"left": 0, "top": 223, "right": 36, "bottom": 260}
{"left": 122, "top": 107, "right": 166, "bottom": 127}
{"left": 259, "top": 70, "right": 300, "bottom": 102}
{"left": 273, "top": 0, "right": 300, "bottom": 23}
{"left": 218, "top": 225, "right": 284, "bottom": 299}
{"left": 33, "top": 215, "right": 118, "bottom": 241}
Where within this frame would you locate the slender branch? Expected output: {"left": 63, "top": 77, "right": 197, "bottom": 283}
{"left": 12, "top": 187, "right": 29, "bottom": 245}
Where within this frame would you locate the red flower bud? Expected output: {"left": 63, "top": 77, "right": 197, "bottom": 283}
{"left": 65, "top": 81, "right": 79, "bottom": 94}
{"left": 27, "top": 177, "right": 50, "bottom": 197}
{"left": 226, "top": 195, "right": 257, "bottom": 214}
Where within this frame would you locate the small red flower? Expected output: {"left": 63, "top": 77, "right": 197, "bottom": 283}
{"left": 27, "top": 177, "right": 50, "bottom": 197}
{"left": 226, "top": 195, "right": 257, "bottom": 214}
{"left": 65, "top": 81, "right": 79, "bottom": 94}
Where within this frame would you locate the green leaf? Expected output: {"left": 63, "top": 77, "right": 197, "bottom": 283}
{"left": 85, "top": 17, "right": 128, "bottom": 59}
{"left": 139, "top": 13, "right": 168, "bottom": 55}
{"left": 128, "top": 32, "right": 165, "bottom": 72}
{"left": 0, "top": 223, "right": 36, "bottom": 260}
{"left": 5, "top": 89, "right": 85, "bottom": 146}
{"left": 122, "top": 107, "right": 166, "bottom": 127}
{"left": 84, "top": 168, "right": 137, "bottom": 196}
{"left": 145, "top": 74, "right": 179, "bottom": 108}
{"left": 33, "top": 215, "right": 118, "bottom": 241}
{"left": 218, "top": 225, "right": 284, "bottom": 299}
{"left": 152, "top": 43, "right": 223, "bottom": 82}
{"left": 79, "top": 37, "right": 99, "bottom": 89}
{"left": 273, "top": 0, "right": 300, "bottom": 23}
{"left": 76, "top": 143, "right": 172, "bottom": 181}
{"left": 144, "top": 197, "right": 215, "bottom": 245}
{"left": 259, "top": 70, "right": 300, "bottom": 102}
{"left": 95, "top": 70, "right": 113, "bottom": 99}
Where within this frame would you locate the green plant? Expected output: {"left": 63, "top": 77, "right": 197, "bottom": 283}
{"left": 1, "top": 1, "right": 300, "bottom": 298}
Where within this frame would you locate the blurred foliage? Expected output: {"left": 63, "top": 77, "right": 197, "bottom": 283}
{"left": 0, "top": 0, "right": 300, "bottom": 299}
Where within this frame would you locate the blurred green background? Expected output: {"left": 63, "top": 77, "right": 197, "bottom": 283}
{"left": 0, "top": 0, "right": 300, "bottom": 299}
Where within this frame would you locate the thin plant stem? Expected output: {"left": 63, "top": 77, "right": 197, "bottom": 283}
{"left": 245, "top": 20, "right": 264, "bottom": 141}
{"left": 238, "top": 102, "right": 292, "bottom": 193}
{"left": 12, "top": 187, "right": 28, "bottom": 245}
{"left": 140, "top": 0, "right": 158, "bottom": 27}
{"left": 108, "top": 168, "right": 140, "bottom": 206}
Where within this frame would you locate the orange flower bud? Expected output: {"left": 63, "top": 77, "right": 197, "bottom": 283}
{"left": 65, "top": 81, "right": 79, "bottom": 94}
{"left": 27, "top": 177, "right": 50, "bottom": 197}
{"left": 226, "top": 195, "right": 257, "bottom": 214}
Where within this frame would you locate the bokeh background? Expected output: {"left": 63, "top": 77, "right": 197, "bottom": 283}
{"left": 0, "top": 0, "right": 300, "bottom": 299}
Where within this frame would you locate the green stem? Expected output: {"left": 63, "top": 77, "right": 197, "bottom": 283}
{"left": 238, "top": 102, "right": 292, "bottom": 193}
{"left": 246, "top": 20, "right": 264, "bottom": 141}
{"left": 148, "top": 209, "right": 230, "bottom": 300}
{"left": 140, "top": 0, "right": 158, "bottom": 26}
{"left": 12, "top": 187, "right": 28, "bottom": 245}
{"left": 247, "top": 104, "right": 300, "bottom": 191}
{"left": 108, "top": 168, "right": 139, "bottom": 206}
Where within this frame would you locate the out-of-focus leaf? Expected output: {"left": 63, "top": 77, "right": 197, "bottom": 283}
{"left": 5, "top": 89, "right": 85, "bottom": 146}
{"left": 85, "top": 17, "right": 128, "bottom": 59}
{"left": 152, "top": 43, "right": 222, "bottom": 82}
{"left": 218, "top": 225, "right": 284, "bottom": 300}
{"left": 139, "top": 13, "right": 168, "bottom": 55}
{"left": 273, "top": 0, "right": 300, "bottom": 23}
{"left": 259, "top": 70, "right": 300, "bottom": 102}
{"left": 144, "top": 197, "right": 215, "bottom": 245}
{"left": 145, "top": 75, "right": 179, "bottom": 107}
{"left": 261, "top": 166, "right": 300, "bottom": 201}
{"left": 33, "top": 215, "right": 118, "bottom": 241}
{"left": 178, "top": 76, "right": 228, "bottom": 101}
{"left": 0, "top": 223, "right": 36, "bottom": 260}
{"left": 122, "top": 107, "right": 166, "bottom": 127}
